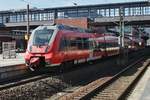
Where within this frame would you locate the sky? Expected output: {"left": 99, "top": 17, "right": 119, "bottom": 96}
{"left": 0, "top": 0, "right": 147, "bottom": 11}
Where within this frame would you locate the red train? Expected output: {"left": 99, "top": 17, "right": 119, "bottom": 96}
{"left": 24, "top": 24, "right": 144, "bottom": 71}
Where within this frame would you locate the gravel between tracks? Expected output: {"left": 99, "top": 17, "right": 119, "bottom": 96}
{"left": 0, "top": 77, "right": 70, "bottom": 100}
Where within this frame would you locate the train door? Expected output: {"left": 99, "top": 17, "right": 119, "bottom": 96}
{"left": 88, "top": 38, "right": 102, "bottom": 61}
{"left": 93, "top": 40, "right": 102, "bottom": 60}
{"left": 88, "top": 38, "right": 94, "bottom": 61}
{"left": 63, "top": 36, "right": 70, "bottom": 61}
{"left": 89, "top": 44, "right": 93, "bottom": 60}
{"left": 59, "top": 36, "right": 70, "bottom": 62}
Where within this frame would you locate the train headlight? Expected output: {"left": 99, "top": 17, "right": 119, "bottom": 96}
{"left": 139, "top": 42, "right": 142, "bottom": 46}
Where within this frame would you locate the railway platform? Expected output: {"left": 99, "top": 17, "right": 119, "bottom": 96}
{"left": 0, "top": 53, "right": 26, "bottom": 80}
{"left": 0, "top": 53, "right": 25, "bottom": 67}
{"left": 128, "top": 64, "right": 150, "bottom": 100}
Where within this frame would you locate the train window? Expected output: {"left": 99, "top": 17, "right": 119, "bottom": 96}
{"left": 105, "top": 43, "right": 109, "bottom": 48}
{"left": 97, "top": 43, "right": 101, "bottom": 48}
{"left": 78, "top": 28, "right": 85, "bottom": 33}
{"left": 31, "top": 29, "right": 54, "bottom": 46}
{"left": 69, "top": 37, "right": 78, "bottom": 50}
{"left": 102, "top": 43, "right": 106, "bottom": 48}
{"left": 108, "top": 43, "right": 113, "bottom": 47}
{"left": 110, "top": 43, "right": 113, "bottom": 47}
{"left": 70, "top": 40, "right": 76, "bottom": 48}
{"left": 69, "top": 27, "right": 80, "bottom": 33}
{"left": 97, "top": 42, "right": 106, "bottom": 49}
{"left": 59, "top": 37, "right": 66, "bottom": 51}
{"left": 83, "top": 38, "right": 90, "bottom": 50}
{"left": 113, "top": 43, "right": 118, "bottom": 47}
{"left": 76, "top": 38, "right": 83, "bottom": 50}
{"left": 59, "top": 36, "right": 93, "bottom": 51}
{"left": 59, "top": 36, "right": 71, "bottom": 51}
{"left": 65, "top": 38, "right": 70, "bottom": 51}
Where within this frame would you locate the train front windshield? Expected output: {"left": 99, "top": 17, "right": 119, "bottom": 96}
{"left": 30, "top": 29, "right": 54, "bottom": 46}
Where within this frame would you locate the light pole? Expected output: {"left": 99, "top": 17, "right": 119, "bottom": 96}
{"left": 20, "top": 0, "right": 30, "bottom": 41}
{"left": 26, "top": 4, "right": 30, "bottom": 41}
{"left": 117, "top": 6, "right": 128, "bottom": 66}
{"left": 119, "top": 6, "right": 125, "bottom": 49}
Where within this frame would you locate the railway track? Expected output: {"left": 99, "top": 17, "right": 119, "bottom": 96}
{"left": 58, "top": 57, "right": 150, "bottom": 100}
{"left": 0, "top": 73, "right": 50, "bottom": 90}
{"left": 0, "top": 64, "right": 70, "bottom": 90}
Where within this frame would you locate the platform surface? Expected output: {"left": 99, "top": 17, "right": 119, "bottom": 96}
{"left": 0, "top": 53, "right": 25, "bottom": 67}
{"left": 128, "top": 65, "right": 150, "bottom": 100}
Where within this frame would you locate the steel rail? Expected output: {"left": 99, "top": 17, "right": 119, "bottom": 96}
{"left": 58, "top": 57, "right": 150, "bottom": 100}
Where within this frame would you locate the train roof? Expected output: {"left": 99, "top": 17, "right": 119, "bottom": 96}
{"left": 37, "top": 24, "right": 94, "bottom": 34}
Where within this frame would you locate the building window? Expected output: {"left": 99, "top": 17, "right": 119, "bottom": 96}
{"left": 67, "top": 9, "right": 77, "bottom": 18}
{"left": 39, "top": 13, "right": 44, "bottom": 21}
{"left": 78, "top": 8, "right": 89, "bottom": 17}
{"left": 43, "top": 13, "right": 48, "bottom": 20}
{"left": 115, "top": 8, "right": 119, "bottom": 16}
{"left": 134, "top": 7, "right": 141, "bottom": 15}
{"left": 100, "top": 9, "right": 105, "bottom": 17}
{"left": 16, "top": 14, "right": 22, "bottom": 22}
{"left": 48, "top": 12, "right": 54, "bottom": 20}
{"left": 20, "top": 14, "right": 25, "bottom": 22}
{"left": 34, "top": 13, "right": 40, "bottom": 21}
{"left": 90, "top": 8, "right": 98, "bottom": 18}
{"left": 10, "top": 15, "right": 16, "bottom": 22}
{"left": 31, "top": 13, "right": 35, "bottom": 21}
{"left": 143, "top": 6, "right": 150, "bottom": 15}
{"left": 105, "top": 9, "right": 110, "bottom": 17}
{"left": 0, "top": 16, "right": 2, "bottom": 23}
{"left": 3, "top": 15, "right": 9, "bottom": 23}
{"left": 110, "top": 9, "right": 115, "bottom": 17}
{"left": 125, "top": 8, "right": 129, "bottom": 16}
{"left": 58, "top": 12, "right": 64, "bottom": 18}
{"left": 97, "top": 9, "right": 100, "bottom": 15}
